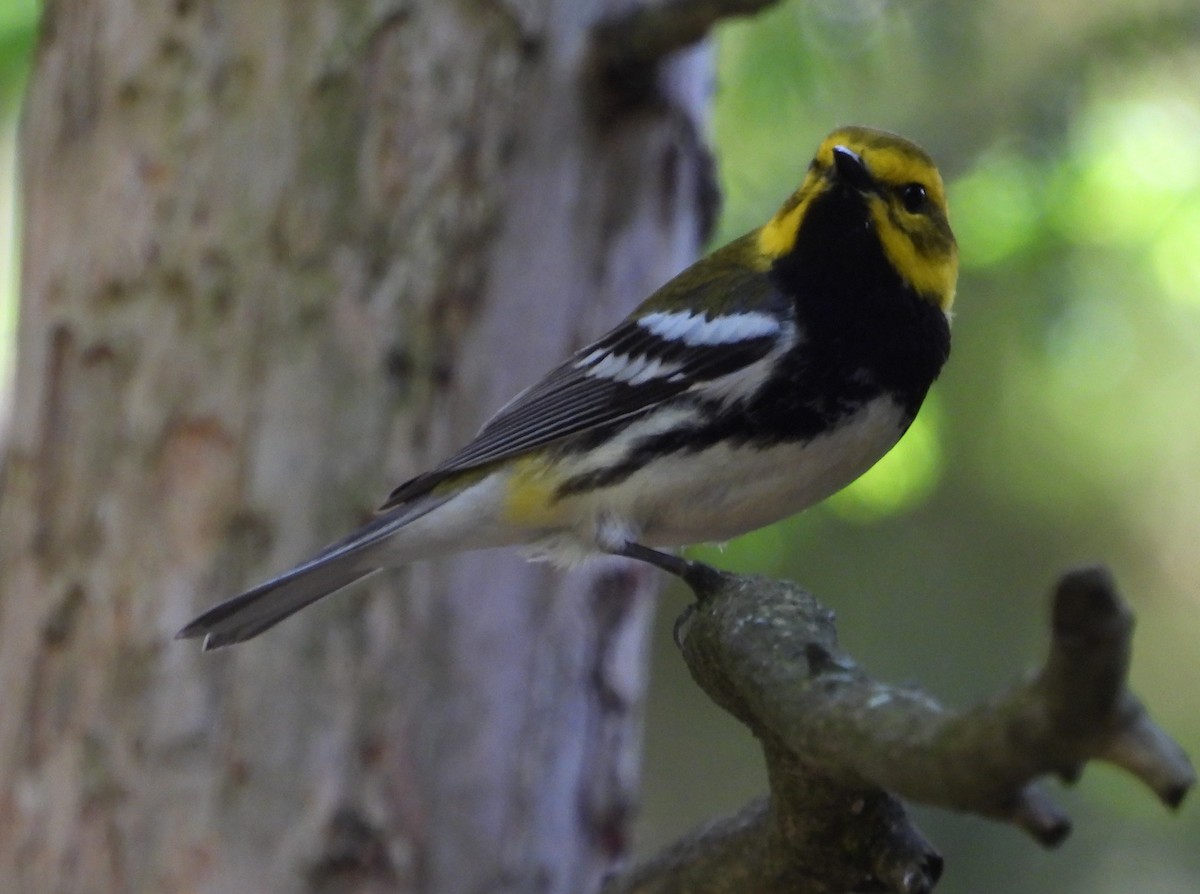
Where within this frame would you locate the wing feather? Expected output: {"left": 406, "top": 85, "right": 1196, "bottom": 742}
{"left": 381, "top": 265, "right": 793, "bottom": 509}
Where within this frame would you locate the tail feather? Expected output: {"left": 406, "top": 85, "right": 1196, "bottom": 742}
{"left": 177, "top": 504, "right": 441, "bottom": 649}
{"left": 178, "top": 559, "right": 377, "bottom": 650}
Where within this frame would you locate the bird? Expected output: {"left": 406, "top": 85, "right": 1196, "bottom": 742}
{"left": 178, "top": 125, "right": 957, "bottom": 649}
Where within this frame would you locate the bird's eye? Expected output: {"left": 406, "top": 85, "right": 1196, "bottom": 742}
{"left": 900, "top": 183, "right": 929, "bottom": 214}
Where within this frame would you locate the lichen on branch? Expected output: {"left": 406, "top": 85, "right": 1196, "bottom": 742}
{"left": 604, "top": 559, "right": 1194, "bottom": 894}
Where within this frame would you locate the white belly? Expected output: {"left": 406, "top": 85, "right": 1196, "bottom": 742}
{"left": 412, "top": 396, "right": 914, "bottom": 567}
{"left": 582, "top": 396, "right": 911, "bottom": 546}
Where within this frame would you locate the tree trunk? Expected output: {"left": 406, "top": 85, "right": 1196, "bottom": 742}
{"left": 0, "top": 2, "right": 711, "bottom": 892}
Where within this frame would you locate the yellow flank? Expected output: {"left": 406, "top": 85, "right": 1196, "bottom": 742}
{"left": 502, "top": 455, "right": 569, "bottom": 526}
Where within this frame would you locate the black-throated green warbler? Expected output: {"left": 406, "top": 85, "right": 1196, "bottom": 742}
{"left": 180, "top": 126, "right": 957, "bottom": 649}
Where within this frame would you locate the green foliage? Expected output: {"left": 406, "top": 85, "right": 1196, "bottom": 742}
{"left": 0, "top": 0, "right": 35, "bottom": 111}
{"left": 0, "top": 0, "right": 35, "bottom": 379}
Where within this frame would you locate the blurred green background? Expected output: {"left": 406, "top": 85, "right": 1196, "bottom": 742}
{"left": 641, "top": 2, "right": 1200, "bottom": 892}
{"left": 1, "top": 1, "right": 1196, "bottom": 892}
{"left": 0, "top": 0, "right": 29, "bottom": 416}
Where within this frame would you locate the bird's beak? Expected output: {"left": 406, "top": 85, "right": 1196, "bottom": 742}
{"left": 831, "top": 145, "right": 874, "bottom": 192}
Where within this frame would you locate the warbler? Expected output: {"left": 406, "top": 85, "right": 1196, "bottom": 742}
{"left": 179, "top": 126, "right": 957, "bottom": 649}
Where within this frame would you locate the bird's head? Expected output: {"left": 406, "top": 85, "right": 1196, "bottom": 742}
{"left": 758, "top": 126, "right": 958, "bottom": 313}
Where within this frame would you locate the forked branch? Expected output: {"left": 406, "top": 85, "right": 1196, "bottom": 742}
{"left": 603, "top": 563, "right": 1193, "bottom": 894}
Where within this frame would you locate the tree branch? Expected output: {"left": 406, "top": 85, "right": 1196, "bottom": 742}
{"left": 588, "top": 0, "right": 782, "bottom": 111}
{"left": 604, "top": 564, "right": 1193, "bottom": 894}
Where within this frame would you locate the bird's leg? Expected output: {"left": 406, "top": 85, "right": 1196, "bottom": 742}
{"left": 612, "top": 541, "right": 691, "bottom": 575}
{"left": 610, "top": 541, "right": 724, "bottom": 594}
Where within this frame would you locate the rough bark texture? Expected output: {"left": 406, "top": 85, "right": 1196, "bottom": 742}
{"left": 601, "top": 561, "right": 1194, "bottom": 894}
{"left": 0, "top": 2, "right": 715, "bottom": 892}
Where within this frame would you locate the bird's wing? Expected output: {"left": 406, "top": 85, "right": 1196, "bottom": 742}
{"left": 380, "top": 264, "right": 795, "bottom": 510}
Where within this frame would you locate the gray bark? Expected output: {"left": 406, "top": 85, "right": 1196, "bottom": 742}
{"left": 601, "top": 562, "right": 1194, "bottom": 894}
{"left": 0, "top": 2, "right": 715, "bottom": 892}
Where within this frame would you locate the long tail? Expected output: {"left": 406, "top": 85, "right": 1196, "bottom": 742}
{"left": 176, "top": 508, "right": 430, "bottom": 650}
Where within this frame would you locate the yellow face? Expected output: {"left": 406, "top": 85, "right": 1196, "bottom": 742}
{"left": 758, "top": 126, "right": 958, "bottom": 312}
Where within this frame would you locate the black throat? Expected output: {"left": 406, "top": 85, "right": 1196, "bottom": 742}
{"left": 551, "top": 189, "right": 953, "bottom": 498}
{"left": 760, "top": 186, "right": 952, "bottom": 431}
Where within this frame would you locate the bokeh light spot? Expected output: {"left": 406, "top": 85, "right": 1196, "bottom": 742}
{"left": 952, "top": 151, "right": 1040, "bottom": 268}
